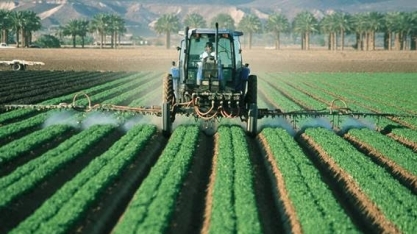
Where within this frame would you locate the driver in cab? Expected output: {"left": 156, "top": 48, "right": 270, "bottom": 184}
{"left": 200, "top": 42, "right": 215, "bottom": 61}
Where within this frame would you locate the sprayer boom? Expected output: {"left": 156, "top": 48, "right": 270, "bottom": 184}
{"left": 0, "top": 92, "right": 162, "bottom": 116}
{"left": 1, "top": 94, "right": 416, "bottom": 131}
{"left": 258, "top": 108, "right": 417, "bottom": 119}
{"left": 0, "top": 103, "right": 162, "bottom": 116}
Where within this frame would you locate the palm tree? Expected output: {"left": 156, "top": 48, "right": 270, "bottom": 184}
{"left": 184, "top": 13, "right": 206, "bottom": 28}
{"left": 332, "top": 12, "right": 351, "bottom": 50}
{"left": 410, "top": 11, "right": 417, "bottom": 50}
{"left": 77, "top": 19, "right": 90, "bottom": 48}
{"left": 9, "top": 11, "right": 24, "bottom": 48}
{"left": 384, "top": 12, "right": 401, "bottom": 50}
{"left": 107, "top": 14, "right": 125, "bottom": 48}
{"left": 8, "top": 10, "right": 41, "bottom": 48}
{"left": 321, "top": 12, "right": 352, "bottom": 51}
{"left": 0, "top": 10, "right": 12, "bottom": 44}
{"left": 397, "top": 12, "right": 415, "bottom": 50}
{"left": 238, "top": 14, "right": 262, "bottom": 49}
{"left": 292, "top": 11, "right": 318, "bottom": 50}
{"left": 210, "top": 13, "right": 235, "bottom": 30}
{"left": 90, "top": 13, "right": 109, "bottom": 48}
{"left": 385, "top": 12, "right": 413, "bottom": 50}
{"left": 265, "top": 13, "right": 290, "bottom": 50}
{"left": 351, "top": 13, "right": 368, "bottom": 50}
{"left": 61, "top": 19, "right": 79, "bottom": 48}
{"left": 352, "top": 12, "right": 384, "bottom": 51}
{"left": 320, "top": 14, "right": 338, "bottom": 50}
{"left": 154, "top": 13, "right": 180, "bottom": 49}
{"left": 366, "top": 12, "right": 384, "bottom": 50}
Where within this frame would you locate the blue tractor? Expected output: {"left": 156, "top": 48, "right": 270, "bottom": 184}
{"left": 162, "top": 23, "right": 258, "bottom": 136}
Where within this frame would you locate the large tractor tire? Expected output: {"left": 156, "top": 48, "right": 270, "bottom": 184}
{"left": 245, "top": 75, "right": 258, "bottom": 136}
{"left": 245, "top": 75, "right": 257, "bottom": 109}
{"left": 162, "top": 74, "right": 175, "bottom": 137}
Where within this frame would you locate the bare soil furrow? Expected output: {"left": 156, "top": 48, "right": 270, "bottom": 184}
{"left": 201, "top": 133, "right": 219, "bottom": 234}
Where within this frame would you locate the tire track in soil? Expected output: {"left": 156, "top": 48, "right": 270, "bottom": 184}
{"left": 0, "top": 127, "right": 125, "bottom": 234}
{"left": 71, "top": 132, "right": 168, "bottom": 234}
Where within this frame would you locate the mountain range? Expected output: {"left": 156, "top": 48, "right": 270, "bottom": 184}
{"left": 0, "top": 0, "right": 416, "bottom": 37}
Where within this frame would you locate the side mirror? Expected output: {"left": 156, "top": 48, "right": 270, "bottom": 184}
{"left": 176, "top": 46, "right": 181, "bottom": 51}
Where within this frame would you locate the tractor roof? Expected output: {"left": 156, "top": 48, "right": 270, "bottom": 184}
{"left": 179, "top": 28, "right": 243, "bottom": 37}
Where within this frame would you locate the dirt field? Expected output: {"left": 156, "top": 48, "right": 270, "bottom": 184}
{"left": 1, "top": 47, "right": 417, "bottom": 73}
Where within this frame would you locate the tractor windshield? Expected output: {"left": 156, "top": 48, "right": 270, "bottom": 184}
{"left": 186, "top": 33, "right": 237, "bottom": 84}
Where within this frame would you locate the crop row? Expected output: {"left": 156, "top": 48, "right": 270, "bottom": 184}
{"left": 0, "top": 72, "right": 152, "bottom": 125}
{"left": 0, "top": 71, "right": 136, "bottom": 104}
{"left": 259, "top": 73, "right": 417, "bottom": 147}
{"left": 260, "top": 127, "right": 359, "bottom": 233}
{"left": 113, "top": 125, "right": 198, "bottom": 233}
{"left": 0, "top": 124, "right": 116, "bottom": 208}
{"left": 205, "top": 126, "right": 262, "bottom": 233}
{"left": 279, "top": 73, "right": 417, "bottom": 128}
{"left": 302, "top": 127, "right": 417, "bottom": 233}
{"left": 10, "top": 124, "right": 156, "bottom": 233}
{"left": 0, "top": 72, "right": 161, "bottom": 143}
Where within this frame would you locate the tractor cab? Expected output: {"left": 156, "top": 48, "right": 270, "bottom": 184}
{"left": 177, "top": 27, "right": 245, "bottom": 98}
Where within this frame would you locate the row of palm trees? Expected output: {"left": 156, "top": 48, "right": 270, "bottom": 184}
{"left": 59, "top": 13, "right": 126, "bottom": 48}
{"left": 0, "top": 10, "right": 41, "bottom": 47}
{"left": 156, "top": 11, "right": 417, "bottom": 50}
{"left": 1, "top": 9, "right": 416, "bottom": 50}
{"left": 0, "top": 9, "right": 126, "bottom": 48}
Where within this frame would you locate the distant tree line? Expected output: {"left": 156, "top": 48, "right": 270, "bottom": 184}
{"left": 157, "top": 11, "right": 417, "bottom": 50}
{"left": 1, "top": 9, "right": 416, "bottom": 50}
{"left": 0, "top": 10, "right": 126, "bottom": 48}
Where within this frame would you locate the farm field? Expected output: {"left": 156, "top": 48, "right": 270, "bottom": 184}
{"left": 0, "top": 48, "right": 417, "bottom": 233}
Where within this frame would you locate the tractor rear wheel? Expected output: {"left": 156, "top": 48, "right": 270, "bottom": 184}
{"left": 245, "top": 75, "right": 257, "bottom": 108}
{"left": 245, "top": 75, "right": 258, "bottom": 136}
{"left": 162, "top": 74, "right": 175, "bottom": 137}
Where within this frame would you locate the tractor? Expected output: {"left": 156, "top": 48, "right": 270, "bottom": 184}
{"left": 162, "top": 23, "right": 260, "bottom": 136}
